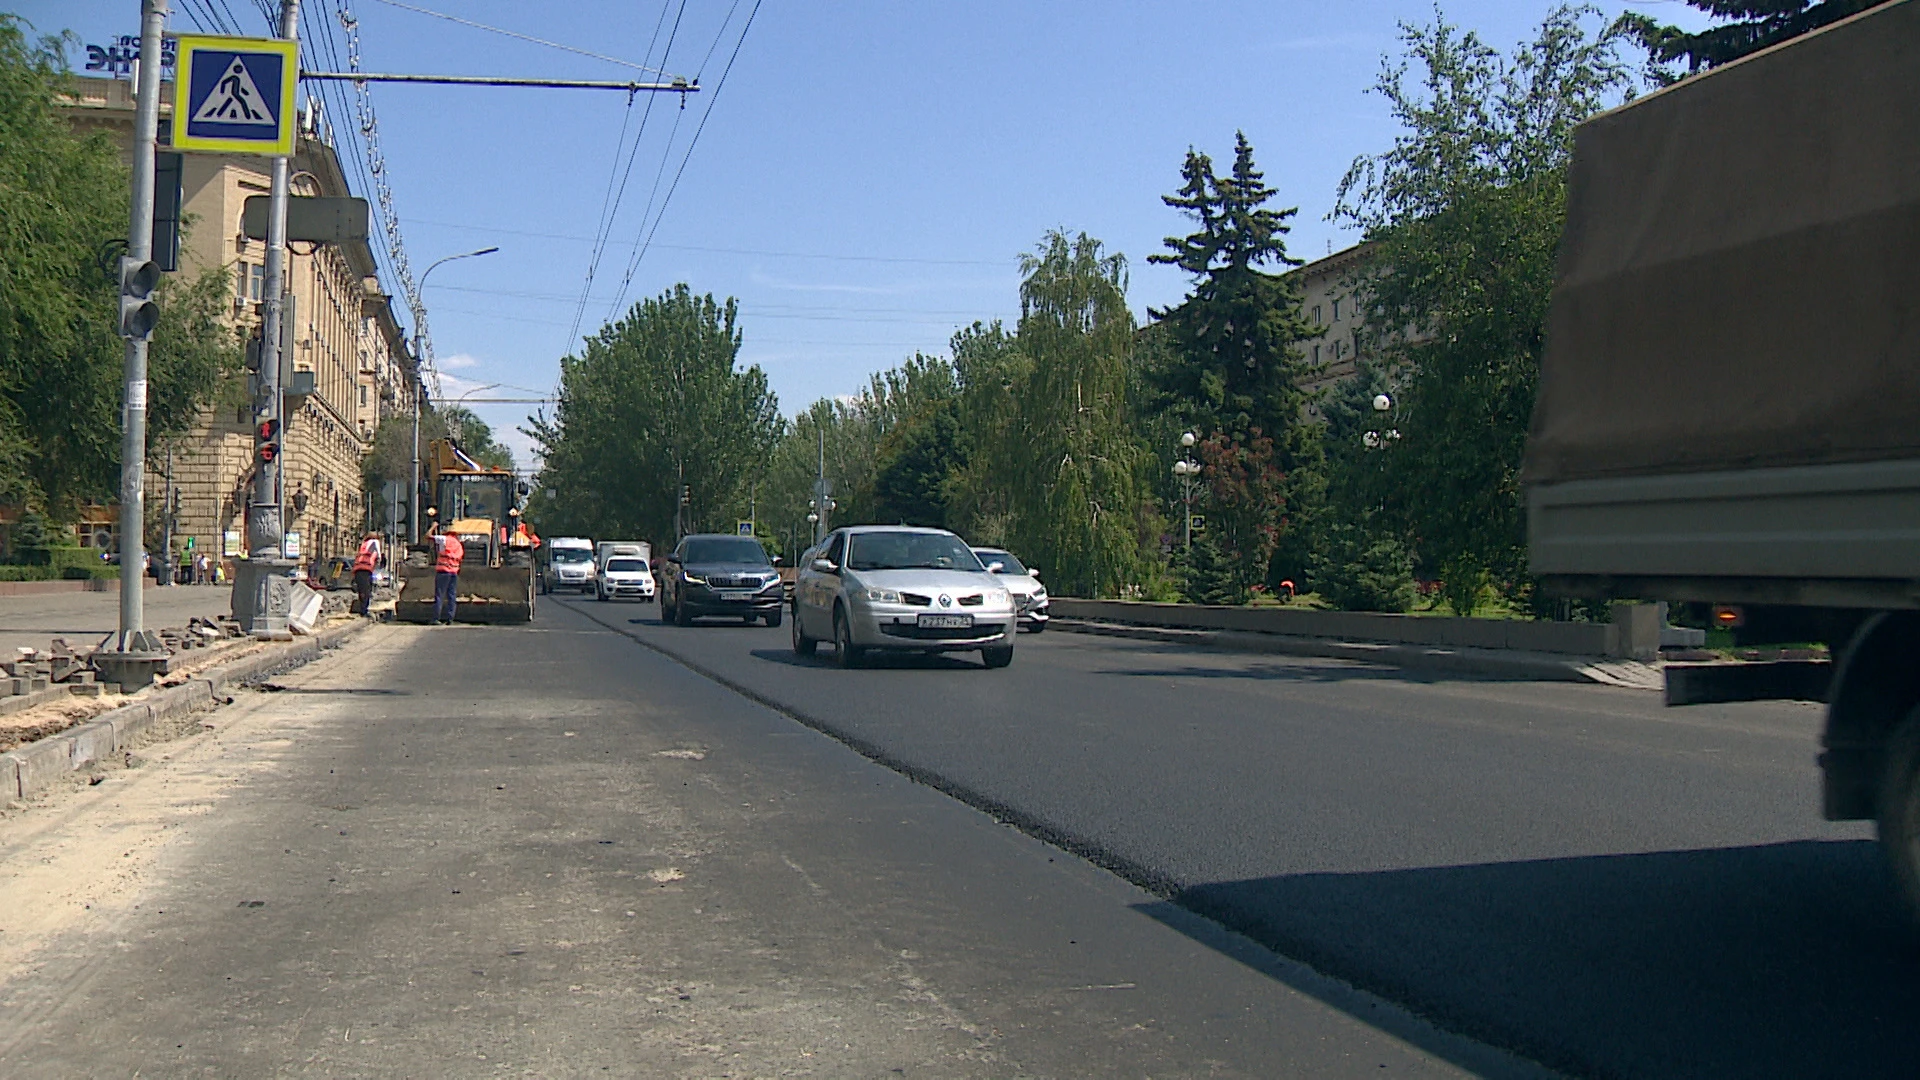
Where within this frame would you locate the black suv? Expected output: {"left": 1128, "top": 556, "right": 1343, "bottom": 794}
{"left": 660, "top": 534, "right": 784, "bottom": 627}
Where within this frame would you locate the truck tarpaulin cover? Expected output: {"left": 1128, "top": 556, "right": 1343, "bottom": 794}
{"left": 1522, "top": 0, "right": 1920, "bottom": 486}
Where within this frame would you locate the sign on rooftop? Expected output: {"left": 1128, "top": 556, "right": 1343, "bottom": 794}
{"left": 170, "top": 34, "right": 297, "bottom": 156}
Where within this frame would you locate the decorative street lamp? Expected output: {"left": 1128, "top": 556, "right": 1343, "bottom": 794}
{"left": 1173, "top": 432, "right": 1200, "bottom": 551}
{"left": 1364, "top": 393, "right": 1400, "bottom": 449}
{"left": 410, "top": 245, "right": 500, "bottom": 543}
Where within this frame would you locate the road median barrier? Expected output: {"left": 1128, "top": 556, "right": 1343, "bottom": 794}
{"left": 0, "top": 618, "right": 370, "bottom": 802}
{"left": 1049, "top": 599, "right": 1663, "bottom": 688}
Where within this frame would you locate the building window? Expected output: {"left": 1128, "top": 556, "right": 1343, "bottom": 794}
{"left": 234, "top": 261, "right": 249, "bottom": 300}
{"left": 1332, "top": 296, "right": 1342, "bottom": 322}
{"left": 1312, "top": 343, "right": 1322, "bottom": 365}
{"left": 358, "top": 385, "right": 367, "bottom": 407}
{"left": 1312, "top": 304, "right": 1323, "bottom": 325}
{"left": 249, "top": 263, "right": 265, "bottom": 302}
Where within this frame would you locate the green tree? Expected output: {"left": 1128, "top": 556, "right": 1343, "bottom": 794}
{"left": 0, "top": 18, "right": 242, "bottom": 517}
{"left": 0, "top": 18, "right": 126, "bottom": 515}
{"left": 943, "top": 320, "right": 1024, "bottom": 544}
{"left": 1147, "top": 133, "right": 1318, "bottom": 448}
{"left": 869, "top": 400, "right": 965, "bottom": 527}
{"left": 1334, "top": 6, "right": 1629, "bottom": 615}
{"left": 527, "top": 285, "right": 780, "bottom": 544}
{"left": 1189, "top": 429, "right": 1287, "bottom": 603}
{"left": 1615, "top": 0, "right": 1892, "bottom": 82}
{"left": 441, "top": 405, "right": 513, "bottom": 470}
{"left": 1004, "top": 230, "right": 1145, "bottom": 599}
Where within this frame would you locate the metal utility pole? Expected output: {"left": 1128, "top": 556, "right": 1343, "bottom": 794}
{"left": 249, "top": 0, "right": 301, "bottom": 565}
{"left": 97, "top": 0, "right": 170, "bottom": 686}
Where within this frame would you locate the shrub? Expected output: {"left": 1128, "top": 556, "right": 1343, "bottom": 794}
{"left": 1310, "top": 525, "right": 1417, "bottom": 612}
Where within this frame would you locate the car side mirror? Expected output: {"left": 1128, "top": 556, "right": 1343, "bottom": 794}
{"left": 771, "top": 555, "right": 785, "bottom": 566}
{"left": 986, "top": 561, "right": 1005, "bottom": 574}
{"left": 1029, "top": 567, "right": 1041, "bottom": 578}
{"left": 810, "top": 558, "right": 837, "bottom": 574}
{"left": 666, "top": 553, "right": 682, "bottom": 564}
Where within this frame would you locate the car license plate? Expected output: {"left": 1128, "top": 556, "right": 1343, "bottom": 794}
{"left": 718, "top": 590, "right": 753, "bottom": 601}
{"left": 918, "top": 613, "right": 972, "bottom": 629}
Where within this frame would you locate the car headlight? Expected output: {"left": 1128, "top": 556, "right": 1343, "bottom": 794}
{"left": 1032, "top": 588, "right": 1047, "bottom": 602}
{"left": 861, "top": 587, "right": 902, "bottom": 604}
{"left": 682, "top": 573, "right": 705, "bottom": 585}
{"left": 986, "top": 588, "right": 1010, "bottom": 605}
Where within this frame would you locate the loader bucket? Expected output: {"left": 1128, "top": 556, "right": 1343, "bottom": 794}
{"left": 395, "top": 562, "right": 535, "bottom": 624}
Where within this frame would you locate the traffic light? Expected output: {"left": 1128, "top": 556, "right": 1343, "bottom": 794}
{"left": 681, "top": 485, "right": 691, "bottom": 504}
{"left": 257, "top": 418, "right": 279, "bottom": 464}
{"left": 117, "top": 256, "right": 161, "bottom": 340}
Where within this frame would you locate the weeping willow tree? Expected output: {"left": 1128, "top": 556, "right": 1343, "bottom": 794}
{"left": 1003, "top": 231, "right": 1145, "bottom": 598}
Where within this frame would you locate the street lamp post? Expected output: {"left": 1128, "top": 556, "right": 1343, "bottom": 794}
{"left": 410, "top": 246, "right": 499, "bottom": 543}
{"left": 1172, "top": 431, "right": 1199, "bottom": 552}
{"left": 1363, "top": 393, "right": 1396, "bottom": 449}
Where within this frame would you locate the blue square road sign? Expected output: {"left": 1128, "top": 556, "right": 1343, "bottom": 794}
{"left": 171, "top": 34, "right": 297, "bottom": 156}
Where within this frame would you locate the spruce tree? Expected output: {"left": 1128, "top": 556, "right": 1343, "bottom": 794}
{"left": 1617, "top": 1, "right": 1893, "bottom": 81}
{"left": 1148, "top": 133, "right": 1317, "bottom": 449}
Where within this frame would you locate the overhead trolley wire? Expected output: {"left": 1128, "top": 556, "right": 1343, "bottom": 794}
{"left": 564, "top": 0, "right": 685, "bottom": 353}
{"left": 602, "top": 0, "right": 764, "bottom": 324}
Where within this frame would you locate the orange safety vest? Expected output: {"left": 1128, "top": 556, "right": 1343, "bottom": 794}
{"left": 434, "top": 534, "right": 465, "bottom": 574}
{"left": 353, "top": 537, "right": 381, "bottom": 573}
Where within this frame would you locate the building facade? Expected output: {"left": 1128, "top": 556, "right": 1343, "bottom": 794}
{"left": 1284, "top": 241, "right": 1376, "bottom": 403}
{"left": 59, "top": 75, "right": 418, "bottom": 572}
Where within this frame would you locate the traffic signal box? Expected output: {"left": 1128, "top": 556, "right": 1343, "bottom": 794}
{"left": 118, "top": 256, "right": 161, "bottom": 340}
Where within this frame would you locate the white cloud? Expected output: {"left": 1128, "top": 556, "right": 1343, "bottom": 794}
{"left": 439, "top": 352, "right": 480, "bottom": 369}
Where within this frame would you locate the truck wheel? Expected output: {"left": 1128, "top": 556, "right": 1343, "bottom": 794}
{"left": 1878, "top": 707, "right": 1920, "bottom": 926}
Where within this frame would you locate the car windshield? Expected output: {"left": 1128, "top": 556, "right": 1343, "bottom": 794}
{"left": 552, "top": 549, "right": 593, "bottom": 564}
{"left": 975, "top": 550, "right": 1026, "bottom": 574}
{"left": 605, "top": 558, "right": 647, "bottom": 573}
{"left": 682, "top": 537, "right": 770, "bottom": 565}
{"left": 847, "top": 532, "right": 983, "bottom": 572}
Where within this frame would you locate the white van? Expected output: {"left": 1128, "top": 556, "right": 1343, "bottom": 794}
{"left": 542, "top": 536, "right": 596, "bottom": 594}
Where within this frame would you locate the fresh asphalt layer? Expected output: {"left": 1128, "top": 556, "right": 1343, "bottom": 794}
{"left": 0, "top": 602, "right": 1529, "bottom": 1078}
{"left": 556, "top": 594, "right": 1919, "bottom": 1080}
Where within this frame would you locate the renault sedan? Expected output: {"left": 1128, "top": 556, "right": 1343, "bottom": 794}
{"left": 792, "top": 526, "right": 1015, "bottom": 668}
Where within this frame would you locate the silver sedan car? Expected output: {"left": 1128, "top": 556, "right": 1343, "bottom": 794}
{"left": 791, "top": 526, "right": 1016, "bottom": 668}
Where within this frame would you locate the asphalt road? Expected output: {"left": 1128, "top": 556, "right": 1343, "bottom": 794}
{"left": 0, "top": 583, "right": 234, "bottom": 657}
{"left": 554, "top": 594, "right": 1919, "bottom": 1080}
{"left": 0, "top": 604, "right": 1526, "bottom": 1078}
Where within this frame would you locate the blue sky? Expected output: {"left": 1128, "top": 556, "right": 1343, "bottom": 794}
{"left": 18, "top": 1, "right": 1707, "bottom": 466}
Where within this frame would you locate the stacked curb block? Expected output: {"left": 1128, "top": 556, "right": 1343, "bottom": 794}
{"left": 0, "top": 620, "right": 369, "bottom": 801}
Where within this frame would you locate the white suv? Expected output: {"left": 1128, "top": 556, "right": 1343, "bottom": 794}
{"left": 596, "top": 556, "right": 656, "bottom": 602}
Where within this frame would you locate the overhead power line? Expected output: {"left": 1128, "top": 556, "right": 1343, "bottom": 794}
{"left": 368, "top": 0, "right": 684, "bottom": 78}
{"left": 565, "top": 0, "right": 685, "bottom": 353}
{"left": 602, "top": 0, "right": 764, "bottom": 323}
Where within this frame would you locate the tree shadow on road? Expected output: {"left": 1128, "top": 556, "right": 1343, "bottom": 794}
{"left": 1092, "top": 655, "right": 1460, "bottom": 685}
{"left": 1138, "top": 839, "right": 1918, "bottom": 1080}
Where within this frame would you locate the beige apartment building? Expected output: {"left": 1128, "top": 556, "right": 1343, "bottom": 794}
{"left": 1285, "top": 240, "right": 1377, "bottom": 402}
{"left": 60, "top": 75, "right": 418, "bottom": 571}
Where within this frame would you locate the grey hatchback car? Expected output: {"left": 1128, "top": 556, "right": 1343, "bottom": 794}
{"left": 791, "top": 526, "right": 1016, "bottom": 668}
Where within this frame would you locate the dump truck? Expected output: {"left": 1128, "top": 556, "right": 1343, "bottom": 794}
{"left": 1523, "top": 0, "right": 1920, "bottom": 922}
{"left": 395, "top": 438, "right": 536, "bottom": 624}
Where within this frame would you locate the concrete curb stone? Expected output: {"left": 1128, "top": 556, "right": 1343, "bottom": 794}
{"left": 0, "top": 619, "right": 369, "bottom": 800}
{"left": 1051, "top": 618, "right": 1662, "bottom": 688}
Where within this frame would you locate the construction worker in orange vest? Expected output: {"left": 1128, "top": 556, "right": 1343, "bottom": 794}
{"left": 351, "top": 530, "right": 382, "bottom": 617}
{"left": 427, "top": 523, "right": 465, "bottom": 625}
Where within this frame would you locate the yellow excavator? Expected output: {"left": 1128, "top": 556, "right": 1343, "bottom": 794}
{"left": 395, "top": 438, "right": 536, "bottom": 624}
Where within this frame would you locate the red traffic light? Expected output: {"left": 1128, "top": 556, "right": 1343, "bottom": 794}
{"left": 257, "top": 418, "right": 279, "bottom": 442}
{"left": 258, "top": 442, "right": 279, "bottom": 464}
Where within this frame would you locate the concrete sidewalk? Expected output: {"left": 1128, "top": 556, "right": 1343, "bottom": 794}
{"left": 0, "top": 585, "right": 234, "bottom": 659}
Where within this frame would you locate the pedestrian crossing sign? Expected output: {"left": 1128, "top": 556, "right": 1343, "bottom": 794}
{"left": 171, "top": 35, "right": 297, "bottom": 156}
